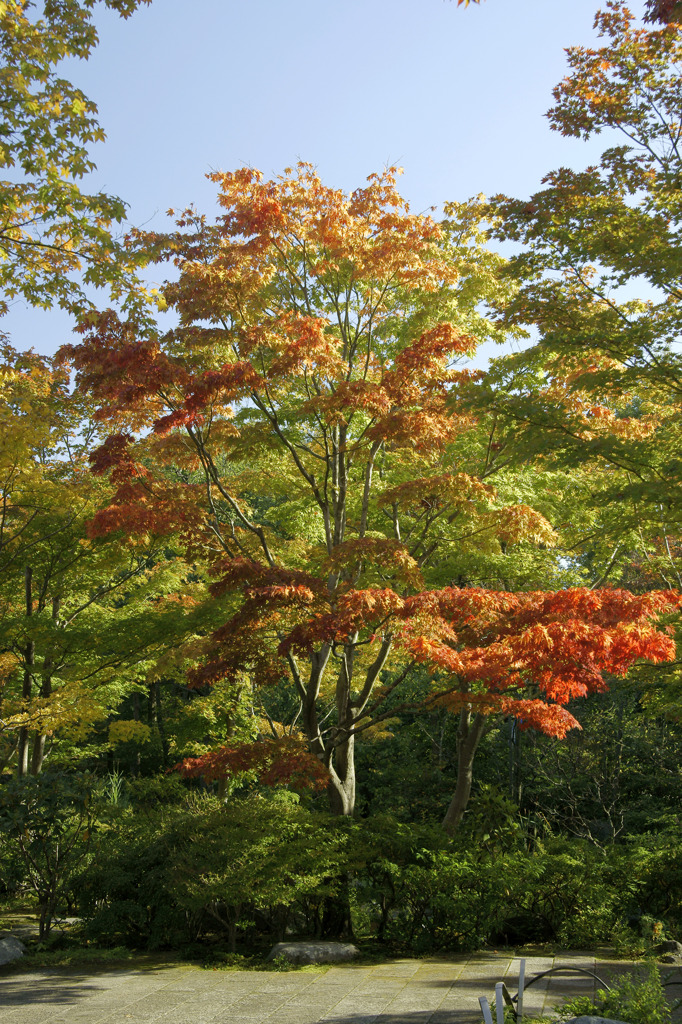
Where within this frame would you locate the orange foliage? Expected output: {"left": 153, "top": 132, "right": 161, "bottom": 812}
{"left": 199, "top": 559, "right": 681, "bottom": 741}
{"left": 378, "top": 472, "right": 495, "bottom": 511}
{"left": 87, "top": 432, "right": 204, "bottom": 543}
{"left": 321, "top": 538, "right": 424, "bottom": 589}
{"left": 644, "top": 0, "right": 681, "bottom": 24}
{"left": 62, "top": 163, "right": 682, "bottom": 809}
{"left": 176, "top": 736, "right": 328, "bottom": 790}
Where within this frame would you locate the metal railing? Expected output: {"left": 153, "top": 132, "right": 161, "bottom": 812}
{"left": 478, "top": 959, "right": 612, "bottom": 1023}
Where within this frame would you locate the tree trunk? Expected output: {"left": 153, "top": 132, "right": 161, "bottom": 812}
{"left": 227, "top": 904, "right": 241, "bottom": 953}
{"left": 154, "top": 680, "right": 169, "bottom": 767}
{"left": 17, "top": 565, "right": 34, "bottom": 779}
{"left": 309, "top": 648, "right": 358, "bottom": 937}
{"left": 17, "top": 661, "right": 32, "bottom": 778}
{"left": 326, "top": 771, "right": 354, "bottom": 816}
{"left": 327, "top": 728, "right": 355, "bottom": 816}
{"left": 442, "top": 709, "right": 487, "bottom": 836}
{"left": 324, "top": 640, "right": 361, "bottom": 817}
{"left": 30, "top": 732, "right": 47, "bottom": 776}
{"left": 320, "top": 871, "right": 354, "bottom": 940}
{"left": 30, "top": 645, "right": 54, "bottom": 776}
{"left": 320, "top": 762, "right": 355, "bottom": 937}
{"left": 132, "top": 691, "right": 141, "bottom": 774}
{"left": 509, "top": 716, "right": 522, "bottom": 805}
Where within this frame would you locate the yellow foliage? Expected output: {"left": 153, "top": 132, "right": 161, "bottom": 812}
{"left": 108, "top": 719, "right": 151, "bottom": 746}
{"left": 2, "top": 687, "right": 107, "bottom": 739}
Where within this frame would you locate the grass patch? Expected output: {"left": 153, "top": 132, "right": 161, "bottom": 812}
{"left": 19, "top": 945, "right": 148, "bottom": 969}
{"left": 200, "top": 951, "right": 330, "bottom": 972}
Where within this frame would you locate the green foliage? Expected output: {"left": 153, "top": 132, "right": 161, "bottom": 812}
{"left": 352, "top": 815, "right": 670, "bottom": 951}
{"left": 0, "top": 0, "right": 150, "bottom": 313}
{"left": 0, "top": 771, "right": 98, "bottom": 936}
{"left": 124, "top": 773, "right": 188, "bottom": 811}
{"left": 78, "top": 796, "right": 347, "bottom": 950}
{"left": 620, "top": 839, "right": 682, "bottom": 937}
{"left": 483, "top": 4, "right": 682, "bottom": 586}
{"left": 348, "top": 825, "right": 682, "bottom": 953}
{"left": 0, "top": 344, "right": 218, "bottom": 776}
{"left": 516, "top": 686, "right": 682, "bottom": 845}
{"left": 353, "top": 685, "right": 460, "bottom": 822}
{"left": 21, "top": 944, "right": 144, "bottom": 968}
{"left": 0, "top": 838, "right": 25, "bottom": 901}
{"left": 1, "top": 775, "right": 679, "bottom": 957}
{"left": 2, "top": 0, "right": 682, "bottom": 970}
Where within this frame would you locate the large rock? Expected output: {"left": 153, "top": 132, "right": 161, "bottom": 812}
{"left": 655, "top": 938, "right": 682, "bottom": 963}
{"left": 267, "top": 941, "right": 359, "bottom": 965}
{"left": 655, "top": 938, "right": 682, "bottom": 953}
{"left": 564, "top": 1018, "right": 631, "bottom": 1024}
{"left": 0, "top": 936, "right": 25, "bottom": 966}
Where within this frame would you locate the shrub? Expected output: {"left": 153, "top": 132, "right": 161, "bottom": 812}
{"left": 351, "top": 825, "right": 624, "bottom": 952}
{"left": 74, "top": 800, "right": 682, "bottom": 956}
{"left": 0, "top": 772, "right": 98, "bottom": 937}
{"left": 78, "top": 795, "right": 347, "bottom": 950}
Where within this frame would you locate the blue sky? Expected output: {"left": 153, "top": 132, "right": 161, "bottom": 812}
{"left": 9, "top": 0, "right": 624, "bottom": 355}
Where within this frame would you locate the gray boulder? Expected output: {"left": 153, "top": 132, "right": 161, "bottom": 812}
{"left": 655, "top": 939, "right": 682, "bottom": 954}
{"left": 655, "top": 938, "right": 682, "bottom": 963}
{"left": 267, "top": 941, "right": 359, "bottom": 965}
{"left": 564, "top": 1017, "right": 631, "bottom": 1024}
{"left": 0, "top": 936, "right": 25, "bottom": 966}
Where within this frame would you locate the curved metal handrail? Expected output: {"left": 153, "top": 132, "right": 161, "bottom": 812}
{"left": 519, "top": 964, "right": 612, "bottom": 995}
{"left": 479, "top": 960, "right": 611, "bottom": 1023}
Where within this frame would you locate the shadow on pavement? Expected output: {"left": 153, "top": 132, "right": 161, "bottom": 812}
{"left": 321, "top": 1014, "right": 481, "bottom": 1023}
{"left": 0, "top": 957, "right": 190, "bottom": 977}
{"left": 0, "top": 976, "right": 101, "bottom": 1006}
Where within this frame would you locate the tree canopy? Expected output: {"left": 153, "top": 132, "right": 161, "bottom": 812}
{"left": 61, "top": 163, "right": 682, "bottom": 825}
{"left": 478, "top": 2, "right": 682, "bottom": 591}
{"left": 457, "top": 0, "right": 682, "bottom": 24}
{"left": 0, "top": 0, "right": 149, "bottom": 314}
{"left": 2, "top": 0, "right": 682, "bottom": 958}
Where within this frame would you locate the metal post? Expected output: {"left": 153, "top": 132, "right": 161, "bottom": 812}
{"left": 517, "top": 958, "right": 526, "bottom": 1020}
{"left": 479, "top": 995, "right": 494, "bottom": 1024}
{"left": 495, "top": 982, "right": 506, "bottom": 1024}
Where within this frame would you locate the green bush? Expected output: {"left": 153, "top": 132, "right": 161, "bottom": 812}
{"left": 78, "top": 795, "right": 347, "bottom": 950}
{"left": 350, "top": 826, "right": 626, "bottom": 952}
{"left": 0, "top": 833, "right": 26, "bottom": 900}
{"left": 70, "top": 793, "right": 682, "bottom": 955}
{"left": 625, "top": 838, "right": 682, "bottom": 937}
{"left": 501, "top": 840, "right": 622, "bottom": 947}
{"left": 0, "top": 772, "right": 98, "bottom": 937}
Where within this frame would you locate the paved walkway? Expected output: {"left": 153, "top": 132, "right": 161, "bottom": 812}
{"left": 0, "top": 952, "right": 672, "bottom": 1024}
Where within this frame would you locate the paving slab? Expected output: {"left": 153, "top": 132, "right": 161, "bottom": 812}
{"left": 0, "top": 952, "right": 667, "bottom": 1024}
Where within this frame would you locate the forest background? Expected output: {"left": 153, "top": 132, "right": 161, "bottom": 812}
{"left": 1, "top": 0, "right": 682, "bottom": 965}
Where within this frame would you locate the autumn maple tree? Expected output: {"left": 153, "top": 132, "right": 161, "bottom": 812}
{"left": 462, "top": 1, "right": 682, "bottom": 733}
{"left": 64, "top": 164, "right": 681, "bottom": 826}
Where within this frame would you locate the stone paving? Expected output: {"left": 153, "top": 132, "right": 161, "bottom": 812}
{"left": 1, "top": 951, "right": 668, "bottom": 1024}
